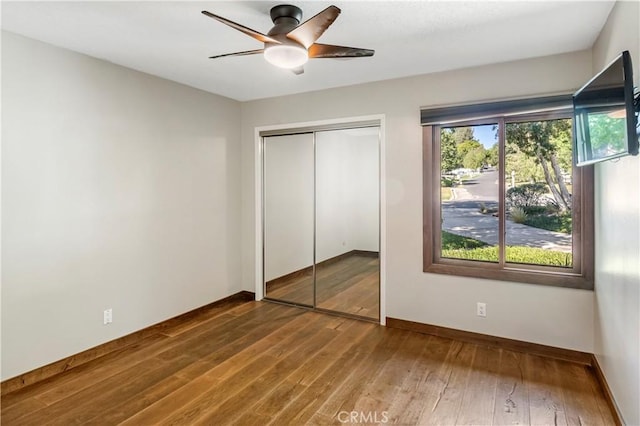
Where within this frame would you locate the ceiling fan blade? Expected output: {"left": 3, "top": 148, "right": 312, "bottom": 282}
{"left": 308, "top": 43, "right": 375, "bottom": 58}
{"left": 202, "top": 11, "right": 280, "bottom": 44}
{"left": 286, "top": 5, "right": 340, "bottom": 48}
{"left": 291, "top": 66, "right": 305, "bottom": 75}
{"left": 209, "top": 49, "right": 264, "bottom": 59}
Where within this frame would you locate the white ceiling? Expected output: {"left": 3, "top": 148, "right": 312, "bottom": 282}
{"left": 1, "top": 1, "right": 615, "bottom": 101}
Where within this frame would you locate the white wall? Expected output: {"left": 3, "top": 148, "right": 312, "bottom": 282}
{"left": 316, "top": 127, "right": 379, "bottom": 262}
{"left": 591, "top": 2, "right": 640, "bottom": 424}
{"left": 241, "top": 50, "right": 596, "bottom": 352}
{"left": 316, "top": 133, "right": 353, "bottom": 261}
{"left": 1, "top": 32, "right": 243, "bottom": 380}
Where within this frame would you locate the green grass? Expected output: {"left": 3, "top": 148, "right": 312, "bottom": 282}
{"left": 441, "top": 231, "right": 572, "bottom": 267}
{"left": 523, "top": 213, "right": 572, "bottom": 234}
{"left": 443, "top": 246, "right": 499, "bottom": 262}
{"left": 505, "top": 246, "right": 572, "bottom": 267}
{"left": 442, "top": 231, "right": 487, "bottom": 250}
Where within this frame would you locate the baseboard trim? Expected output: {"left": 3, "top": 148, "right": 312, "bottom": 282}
{"left": 1, "top": 290, "right": 255, "bottom": 396}
{"left": 351, "top": 250, "right": 379, "bottom": 258}
{"left": 591, "top": 355, "right": 624, "bottom": 426}
{"left": 386, "top": 316, "right": 593, "bottom": 365}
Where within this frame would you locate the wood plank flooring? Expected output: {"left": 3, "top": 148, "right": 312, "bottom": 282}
{"left": 266, "top": 253, "right": 380, "bottom": 320}
{"left": 1, "top": 299, "right": 615, "bottom": 425}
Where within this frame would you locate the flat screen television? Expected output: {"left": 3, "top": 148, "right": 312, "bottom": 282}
{"left": 573, "top": 50, "right": 639, "bottom": 167}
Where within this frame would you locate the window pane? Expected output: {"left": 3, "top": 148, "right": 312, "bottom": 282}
{"left": 504, "top": 119, "right": 573, "bottom": 268}
{"left": 440, "top": 124, "right": 499, "bottom": 262}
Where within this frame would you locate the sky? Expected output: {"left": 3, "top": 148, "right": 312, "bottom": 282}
{"left": 474, "top": 124, "right": 498, "bottom": 148}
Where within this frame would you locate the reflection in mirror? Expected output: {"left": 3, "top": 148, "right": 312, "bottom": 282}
{"left": 315, "top": 127, "right": 380, "bottom": 319}
{"left": 263, "top": 134, "right": 315, "bottom": 306}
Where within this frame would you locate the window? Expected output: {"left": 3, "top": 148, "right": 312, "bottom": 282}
{"left": 423, "top": 98, "right": 594, "bottom": 289}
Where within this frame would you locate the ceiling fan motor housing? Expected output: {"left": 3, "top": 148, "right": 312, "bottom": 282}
{"left": 265, "top": 4, "right": 306, "bottom": 57}
{"left": 267, "top": 4, "right": 304, "bottom": 48}
{"left": 269, "top": 4, "right": 302, "bottom": 30}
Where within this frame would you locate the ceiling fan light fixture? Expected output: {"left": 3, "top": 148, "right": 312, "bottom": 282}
{"left": 263, "top": 44, "right": 308, "bottom": 69}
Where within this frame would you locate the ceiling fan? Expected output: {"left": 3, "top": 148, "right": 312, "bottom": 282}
{"left": 201, "top": 4, "right": 374, "bottom": 75}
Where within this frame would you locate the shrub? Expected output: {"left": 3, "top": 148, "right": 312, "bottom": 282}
{"left": 544, "top": 199, "right": 560, "bottom": 214}
{"left": 506, "top": 183, "right": 547, "bottom": 211}
{"left": 523, "top": 205, "right": 548, "bottom": 215}
{"left": 441, "top": 176, "right": 455, "bottom": 188}
{"left": 523, "top": 212, "right": 572, "bottom": 234}
{"left": 509, "top": 206, "right": 528, "bottom": 224}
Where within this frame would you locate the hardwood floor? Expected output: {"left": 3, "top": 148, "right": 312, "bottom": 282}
{"left": 1, "top": 299, "right": 615, "bottom": 425}
{"left": 266, "top": 252, "right": 380, "bottom": 320}
{"left": 316, "top": 253, "right": 379, "bottom": 319}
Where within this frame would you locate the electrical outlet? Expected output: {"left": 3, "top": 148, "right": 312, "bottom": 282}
{"left": 103, "top": 308, "right": 113, "bottom": 325}
{"left": 476, "top": 302, "right": 487, "bottom": 317}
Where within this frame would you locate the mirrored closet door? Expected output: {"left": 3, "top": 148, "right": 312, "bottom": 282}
{"left": 315, "top": 128, "right": 380, "bottom": 318}
{"left": 263, "top": 125, "right": 380, "bottom": 321}
{"left": 263, "top": 133, "right": 315, "bottom": 306}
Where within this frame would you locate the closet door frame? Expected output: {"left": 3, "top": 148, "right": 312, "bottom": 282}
{"left": 254, "top": 115, "right": 386, "bottom": 325}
